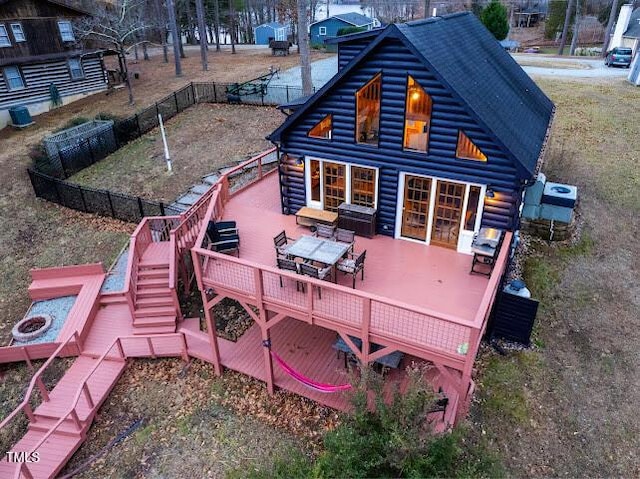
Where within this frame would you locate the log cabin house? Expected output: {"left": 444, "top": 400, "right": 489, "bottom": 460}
{"left": 0, "top": 0, "right": 108, "bottom": 129}
{"left": 0, "top": 13, "right": 555, "bottom": 477}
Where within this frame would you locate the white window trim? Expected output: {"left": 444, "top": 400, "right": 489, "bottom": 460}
{"left": 3, "top": 66, "right": 25, "bottom": 91}
{"left": 394, "top": 171, "right": 486, "bottom": 253}
{"left": 318, "top": 26, "right": 327, "bottom": 36}
{"left": 304, "top": 156, "right": 379, "bottom": 211}
{"left": 10, "top": 23, "right": 25, "bottom": 42}
{"left": 58, "top": 21, "right": 75, "bottom": 42}
{"left": 0, "top": 25, "right": 11, "bottom": 47}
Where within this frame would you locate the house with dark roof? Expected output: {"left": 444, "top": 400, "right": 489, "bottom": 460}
{"left": 270, "top": 12, "right": 554, "bottom": 254}
{"left": 309, "top": 12, "right": 378, "bottom": 49}
{"left": 0, "top": 0, "right": 108, "bottom": 129}
{"left": 611, "top": 4, "right": 640, "bottom": 56}
{"left": 253, "top": 21, "right": 291, "bottom": 45}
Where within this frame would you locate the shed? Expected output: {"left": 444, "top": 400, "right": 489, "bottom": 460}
{"left": 254, "top": 22, "right": 291, "bottom": 45}
{"left": 310, "top": 13, "right": 377, "bottom": 49}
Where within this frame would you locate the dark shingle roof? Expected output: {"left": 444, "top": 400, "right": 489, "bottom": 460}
{"left": 318, "top": 12, "right": 374, "bottom": 27}
{"left": 270, "top": 12, "right": 554, "bottom": 177}
{"left": 624, "top": 8, "right": 640, "bottom": 38}
{"left": 396, "top": 14, "right": 554, "bottom": 176}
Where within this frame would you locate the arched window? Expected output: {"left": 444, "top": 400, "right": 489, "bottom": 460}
{"left": 456, "top": 131, "right": 487, "bottom": 161}
{"left": 403, "top": 76, "right": 432, "bottom": 152}
{"left": 356, "top": 73, "right": 381, "bottom": 145}
{"left": 308, "top": 114, "right": 332, "bottom": 139}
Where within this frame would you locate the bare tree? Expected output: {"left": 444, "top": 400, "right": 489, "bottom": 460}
{"left": 153, "top": 0, "right": 169, "bottom": 63}
{"left": 75, "top": 0, "right": 152, "bottom": 105}
{"left": 297, "top": 0, "right": 313, "bottom": 95}
{"left": 602, "top": 0, "right": 620, "bottom": 55}
{"left": 167, "top": 0, "right": 182, "bottom": 76}
{"left": 213, "top": 0, "right": 221, "bottom": 51}
{"left": 196, "top": 0, "right": 208, "bottom": 70}
{"left": 558, "top": 0, "right": 575, "bottom": 55}
{"left": 570, "top": 0, "right": 582, "bottom": 54}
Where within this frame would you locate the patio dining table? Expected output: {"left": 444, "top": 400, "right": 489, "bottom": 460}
{"left": 284, "top": 235, "right": 351, "bottom": 270}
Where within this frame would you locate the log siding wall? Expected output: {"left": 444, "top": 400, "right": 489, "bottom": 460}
{"left": 0, "top": 56, "right": 107, "bottom": 110}
{"left": 279, "top": 39, "right": 522, "bottom": 235}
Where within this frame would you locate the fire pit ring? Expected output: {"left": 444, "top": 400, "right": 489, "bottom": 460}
{"left": 12, "top": 314, "right": 53, "bottom": 342}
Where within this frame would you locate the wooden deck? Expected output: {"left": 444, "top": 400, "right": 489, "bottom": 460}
{"left": 222, "top": 173, "right": 490, "bottom": 320}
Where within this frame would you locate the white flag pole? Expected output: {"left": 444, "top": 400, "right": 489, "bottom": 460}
{"left": 158, "top": 113, "right": 173, "bottom": 173}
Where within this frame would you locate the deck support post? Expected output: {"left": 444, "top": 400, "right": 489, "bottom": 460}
{"left": 203, "top": 293, "right": 222, "bottom": 376}
{"left": 260, "top": 323, "right": 275, "bottom": 395}
{"left": 360, "top": 298, "right": 372, "bottom": 365}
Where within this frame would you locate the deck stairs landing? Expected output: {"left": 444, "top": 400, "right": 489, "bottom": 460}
{"left": 0, "top": 354, "right": 127, "bottom": 479}
{"left": 132, "top": 242, "right": 178, "bottom": 335}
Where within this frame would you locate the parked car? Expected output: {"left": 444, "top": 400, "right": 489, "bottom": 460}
{"left": 605, "top": 47, "right": 633, "bottom": 68}
{"left": 523, "top": 46, "right": 541, "bottom": 54}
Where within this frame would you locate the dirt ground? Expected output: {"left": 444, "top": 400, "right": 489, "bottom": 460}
{"left": 469, "top": 77, "right": 640, "bottom": 477}
{"left": 71, "top": 103, "right": 283, "bottom": 202}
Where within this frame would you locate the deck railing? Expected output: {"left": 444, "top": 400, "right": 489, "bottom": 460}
{"left": 17, "top": 333, "right": 188, "bottom": 479}
{"left": 191, "top": 245, "right": 508, "bottom": 370}
{"left": 0, "top": 332, "right": 81, "bottom": 434}
{"left": 124, "top": 216, "right": 181, "bottom": 318}
{"left": 171, "top": 147, "right": 278, "bottom": 296}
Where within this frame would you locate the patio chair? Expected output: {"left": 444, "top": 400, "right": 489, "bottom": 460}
{"left": 214, "top": 220, "right": 238, "bottom": 236}
{"left": 273, "top": 230, "right": 295, "bottom": 258}
{"left": 336, "top": 250, "right": 366, "bottom": 289}
{"left": 277, "top": 257, "right": 304, "bottom": 292}
{"left": 313, "top": 223, "right": 336, "bottom": 239}
{"left": 299, "top": 263, "right": 332, "bottom": 299}
{"left": 335, "top": 228, "right": 355, "bottom": 253}
{"left": 205, "top": 220, "right": 240, "bottom": 256}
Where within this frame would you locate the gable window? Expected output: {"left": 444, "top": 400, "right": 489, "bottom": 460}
{"left": 308, "top": 114, "right": 332, "bottom": 139}
{"left": 351, "top": 166, "right": 377, "bottom": 208}
{"left": 0, "top": 25, "right": 11, "bottom": 47}
{"left": 3, "top": 66, "right": 25, "bottom": 90}
{"left": 68, "top": 58, "right": 84, "bottom": 80}
{"left": 403, "top": 76, "right": 432, "bottom": 152}
{"left": 10, "top": 23, "right": 25, "bottom": 42}
{"left": 58, "top": 21, "right": 75, "bottom": 42}
{"left": 319, "top": 26, "right": 327, "bottom": 36}
{"left": 456, "top": 131, "right": 487, "bottom": 162}
{"left": 356, "top": 73, "right": 381, "bottom": 146}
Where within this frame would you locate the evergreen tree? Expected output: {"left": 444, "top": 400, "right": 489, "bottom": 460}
{"left": 480, "top": 0, "right": 509, "bottom": 41}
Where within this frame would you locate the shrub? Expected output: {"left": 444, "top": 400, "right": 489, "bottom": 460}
{"left": 337, "top": 26, "right": 367, "bottom": 36}
{"left": 480, "top": 0, "right": 509, "bottom": 41}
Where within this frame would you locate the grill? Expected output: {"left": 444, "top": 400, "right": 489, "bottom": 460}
{"left": 338, "top": 203, "right": 377, "bottom": 238}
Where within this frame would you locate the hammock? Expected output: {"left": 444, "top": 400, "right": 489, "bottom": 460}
{"left": 270, "top": 350, "right": 352, "bottom": 394}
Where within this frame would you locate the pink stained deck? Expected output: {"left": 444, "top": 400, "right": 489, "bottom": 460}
{"left": 180, "top": 317, "right": 443, "bottom": 413}
{"left": 223, "top": 173, "right": 490, "bottom": 321}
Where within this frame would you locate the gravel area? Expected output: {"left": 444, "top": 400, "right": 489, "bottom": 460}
{"left": 13, "top": 295, "right": 77, "bottom": 345}
{"left": 101, "top": 248, "right": 130, "bottom": 293}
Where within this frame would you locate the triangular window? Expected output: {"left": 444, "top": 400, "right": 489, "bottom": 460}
{"left": 456, "top": 131, "right": 487, "bottom": 162}
{"left": 308, "top": 114, "right": 332, "bottom": 139}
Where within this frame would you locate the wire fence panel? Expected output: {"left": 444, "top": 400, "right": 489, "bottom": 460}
{"left": 82, "top": 188, "right": 115, "bottom": 217}
{"left": 113, "top": 116, "right": 140, "bottom": 147}
{"left": 137, "top": 107, "right": 159, "bottom": 135}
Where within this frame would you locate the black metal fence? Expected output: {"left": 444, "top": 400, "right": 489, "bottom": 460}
{"left": 28, "top": 169, "right": 182, "bottom": 223}
{"left": 41, "top": 82, "right": 309, "bottom": 179}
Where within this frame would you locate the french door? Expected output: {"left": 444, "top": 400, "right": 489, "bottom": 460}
{"left": 323, "top": 161, "right": 346, "bottom": 212}
{"left": 430, "top": 180, "right": 465, "bottom": 249}
{"left": 401, "top": 175, "right": 432, "bottom": 241}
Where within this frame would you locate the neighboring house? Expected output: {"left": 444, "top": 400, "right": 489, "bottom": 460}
{"left": 253, "top": 21, "right": 291, "bottom": 45}
{"left": 270, "top": 12, "right": 555, "bottom": 254}
{"left": 0, "top": 0, "right": 108, "bottom": 129}
{"left": 309, "top": 12, "right": 378, "bottom": 48}
{"left": 610, "top": 4, "right": 640, "bottom": 56}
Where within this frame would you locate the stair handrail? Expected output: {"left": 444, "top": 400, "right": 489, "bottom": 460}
{"left": 0, "top": 332, "right": 81, "bottom": 431}
{"left": 22, "top": 333, "right": 188, "bottom": 464}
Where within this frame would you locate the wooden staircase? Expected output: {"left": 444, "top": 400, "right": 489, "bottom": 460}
{"left": 0, "top": 354, "right": 127, "bottom": 479}
{"left": 132, "top": 242, "right": 178, "bottom": 335}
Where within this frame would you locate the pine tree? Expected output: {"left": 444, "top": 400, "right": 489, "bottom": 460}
{"left": 480, "top": 0, "right": 509, "bottom": 41}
